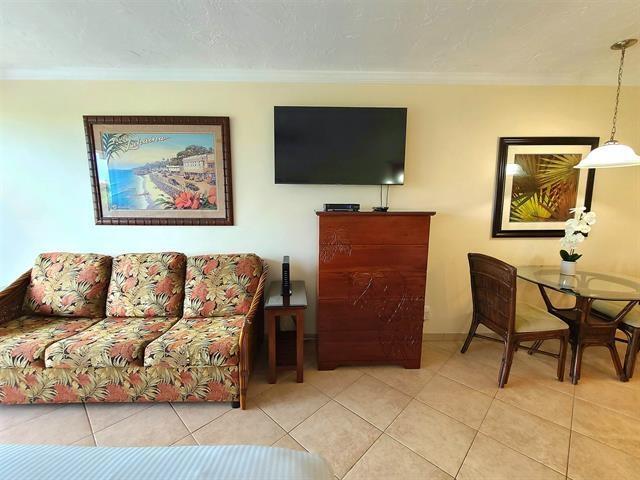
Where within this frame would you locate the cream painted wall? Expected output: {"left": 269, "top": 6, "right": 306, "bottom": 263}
{"left": 1, "top": 81, "right": 639, "bottom": 334}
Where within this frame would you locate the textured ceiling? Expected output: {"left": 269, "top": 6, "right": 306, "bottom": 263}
{"left": 1, "top": 0, "right": 639, "bottom": 84}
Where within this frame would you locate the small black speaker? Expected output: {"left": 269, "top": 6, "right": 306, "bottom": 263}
{"left": 282, "top": 256, "right": 291, "bottom": 296}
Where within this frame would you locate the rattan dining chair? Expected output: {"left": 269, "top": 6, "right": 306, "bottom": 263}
{"left": 462, "top": 253, "right": 570, "bottom": 387}
{"left": 592, "top": 300, "right": 640, "bottom": 379}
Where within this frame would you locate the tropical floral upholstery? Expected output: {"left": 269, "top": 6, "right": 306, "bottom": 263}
{"left": 0, "top": 316, "right": 99, "bottom": 368}
{"left": 22, "top": 253, "right": 112, "bottom": 317}
{"left": 183, "top": 254, "right": 262, "bottom": 318}
{"left": 144, "top": 315, "right": 245, "bottom": 368}
{"left": 45, "top": 317, "right": 178, "bottom": 368}
{"left": 0, "top": 250, "right": 266, "bottom": 407}
{"left": 106, "top": 252, "right": 186, "bottom": 318}
{"left": 0, "top": 365, "right": 238, "bottom": 404}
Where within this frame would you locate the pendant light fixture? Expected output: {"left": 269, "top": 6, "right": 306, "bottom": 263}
{"left": 575, "top": 38, "right": 640, "bottom": 169}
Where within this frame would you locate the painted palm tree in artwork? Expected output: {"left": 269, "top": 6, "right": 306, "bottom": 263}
{"left": 101, "top": 133, "right": 130, "bottom": 164}
{"left": 510, "top": 153, "right": 581, "bottom": 223}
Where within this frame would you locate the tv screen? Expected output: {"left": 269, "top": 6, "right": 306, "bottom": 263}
{"left": 274, "top": 106, "right": 407, "bottom": 185}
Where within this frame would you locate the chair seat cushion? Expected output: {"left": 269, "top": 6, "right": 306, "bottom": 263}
{"left": 0, "top": 316, "right": 99, "bottom": 368}
{"left": 45, "top": 317, "right": 178, "bottom": 368}
{"left": 144, "top": 315, "right": 246, "bottom": 368}
{"left": 23, "top": 253, "right": 112, "bottom": 317}
{"left": 592, "top": 300, "right": 640, "bottom": 328}
{"left": 106, "top": 253, "right": 186, "bottom": 318}
{"left": 515, "top": 303, "right": 568, "bottom": 333}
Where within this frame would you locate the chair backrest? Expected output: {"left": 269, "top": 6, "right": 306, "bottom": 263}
{"left": 467, "top": 253, "right": 517, "bottom": 336}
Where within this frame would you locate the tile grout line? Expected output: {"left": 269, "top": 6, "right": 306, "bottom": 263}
{"left": 0, "top": 404, "right": 64, "bottom": 434}
{"left": 453, "top": 391, "right": 497, "bottom": 479}
{"left": 169, "top": 403, "right": 198, "bottom": 445}
{"left": 566, "top": 423, "right": 640, "bottom": 462}
{"left": 314, "top": 368, "right": 365, "bottom": 399}
{"left": 411, "top": 396, "right": 488, "bottom": 432}
{"left": 566, "top": 418, "right": 640, "bottom": 461}
{"left": 85, "top": 402, "right": 154, "bottom": 436}
{"left": 341, "top": 392, "right": 420, "bottom": 480}
{"left": 475, "top": 408, "right": 571, "bottom": 476}
{"left": 338, "top": 431, "right": 383, "bottom": 480}
{"left": 256, "top": 382, "right": 331, "bottom": 436}
{"left": 565, "top": 392, "right": 576, "bottom": 479}
{"left": 188, "top": 403, "right": 237, "bottom": 438}
{"left": 82, "top": 403, "right": 97, "bottom": 446}
{"left": 380, "top": 386, "right": 478, "bottom": 478}
{"left": 573, "top": 391, "right": 640, "bottom": 423}
{"left": 490, "top": 396, "right": 572, "bottom": 431}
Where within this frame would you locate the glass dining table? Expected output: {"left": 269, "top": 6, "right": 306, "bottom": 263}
{"left": 517, "top": 266, "right": 640, "bottom": 384}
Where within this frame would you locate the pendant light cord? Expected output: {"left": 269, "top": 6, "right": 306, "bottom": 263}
{"left": 610, "top": 47, "right": 626, "bottom": 142}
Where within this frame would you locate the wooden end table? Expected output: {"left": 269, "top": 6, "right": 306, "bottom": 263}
{"left": 264, "top": 280, "right": 307, "bottom": 383}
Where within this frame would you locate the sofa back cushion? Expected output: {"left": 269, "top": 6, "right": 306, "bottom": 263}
{"left": 23, "top": 253, "right": 112, "bottom": 317}
{"left": 106, "top": 252, "right": 186, "bottom": 318}
{"left": 183, "top": 254, "right": 263, "bottom": 318}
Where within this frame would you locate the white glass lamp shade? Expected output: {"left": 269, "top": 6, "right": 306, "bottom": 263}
{"left": 575, "top": 141, "right": 640, "bottom": 169}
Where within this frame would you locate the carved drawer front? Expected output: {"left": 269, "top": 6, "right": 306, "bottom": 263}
{"left": 318, "top": 271, "right": 427, "bottom": 299}
{"left": 319, "top": 245, "right": 428, "bottom": 271}
{"left": 318, "top": 329, "right": 423, "bottom": 363}
{"left": 317, "top": 298, "right": 424, "bottom": 332}
{"left": 319, "top": 216, "right": 429, "bottom": 245}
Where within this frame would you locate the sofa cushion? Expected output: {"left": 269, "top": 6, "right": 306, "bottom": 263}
{"left": 22, "top": 253, "right": 112, "bottom": 317}
{"left": 0, "top": 315, "right": 99, "bottom": 368}
{"left": 144, "top": 315, "right": 245, "bottom": 368}
{"left": 183, "top": 254, "right": 262, "bottom": 318}
{"left": 45, "top": 316, "right": 178, "bottom": 368}
{"left": 106, "top": 253, "right": 186, "bottom": 318}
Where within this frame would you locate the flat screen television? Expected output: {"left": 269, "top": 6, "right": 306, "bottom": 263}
{"left": 274, "top": 106, "right": 407, "bottom": 185}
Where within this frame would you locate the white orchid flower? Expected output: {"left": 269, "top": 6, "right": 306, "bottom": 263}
{"left": 583, "top": 212, "right": 596, "bottom": 225}
{"left": 565, "top": 218, "right": 579, "bottom": 227}
{"left": 564, "top": 218, "right": 578, "bottom": 235}
{"left": 570, "top": 206, "right": 586, "bottom": 214}
{"left": 560, "top": 234, "right": 577, "bottom": 249}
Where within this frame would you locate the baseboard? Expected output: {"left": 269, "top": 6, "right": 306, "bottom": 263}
{"left": 305, "top": 333, "right": 472, "bottom": 342}
{"left": 422, "top": 333, "right": 468, "bottom": 341}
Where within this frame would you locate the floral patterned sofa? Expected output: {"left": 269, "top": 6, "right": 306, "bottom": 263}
{"left": 0, "top": 252, "right": 266, "bottom": 409}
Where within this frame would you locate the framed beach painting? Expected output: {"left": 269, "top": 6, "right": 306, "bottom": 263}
{"left": 492, "top": 137, "right": 598, "bottom": 238}
{"left": 84, "top": 116, "right": 233, "bottom": 225}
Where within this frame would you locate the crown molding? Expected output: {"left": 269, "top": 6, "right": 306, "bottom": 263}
{"left": 1, "top": 67, "right": 636, "bottom": 86}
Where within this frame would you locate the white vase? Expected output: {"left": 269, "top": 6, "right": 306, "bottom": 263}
{"left": 560, "top": 260, "right": 577, "bottom": 276}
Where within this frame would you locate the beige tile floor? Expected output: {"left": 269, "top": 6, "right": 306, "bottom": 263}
{"left": 1, "top": 338, "right": 639, "bottom": 479}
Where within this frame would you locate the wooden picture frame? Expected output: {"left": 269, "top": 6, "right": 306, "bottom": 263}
{"left": 84, "top": 115, "right": 233, "bottom": 226}
{"left": 492, "top": 137, "right": 598, "bottom": 238}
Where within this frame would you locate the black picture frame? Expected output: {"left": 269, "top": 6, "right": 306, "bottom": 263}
{"left": 491, "top": 136, "right": 598, "bottom": 238}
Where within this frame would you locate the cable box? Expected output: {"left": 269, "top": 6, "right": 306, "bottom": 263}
{"left": 324, "top": 203, "right": 360, "bottom": 212}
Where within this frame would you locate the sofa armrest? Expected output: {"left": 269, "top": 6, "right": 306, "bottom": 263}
{"left": 0, "top": 269, "right": 31, "bottom": 324}
{"left": 238, "top": 264, "right": 268, "bottom": 408}
{"left": 245, "top": 265, "right": 268, "bottom": 326}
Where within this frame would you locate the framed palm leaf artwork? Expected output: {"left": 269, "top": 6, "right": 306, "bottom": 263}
{"left": 492, "top": 137, "right": 598, "bottom": 238}
{"left": 84, "top": 116, "right": 233, "bottom": 226}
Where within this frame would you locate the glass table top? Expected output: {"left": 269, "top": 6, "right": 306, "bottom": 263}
{"left": 517, "top": 266, "right": 640, "bottom": 301}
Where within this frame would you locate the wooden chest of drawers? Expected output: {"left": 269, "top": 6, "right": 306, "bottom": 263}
{"left": 316, "top": 211, "right": 435, "bottom": 369}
